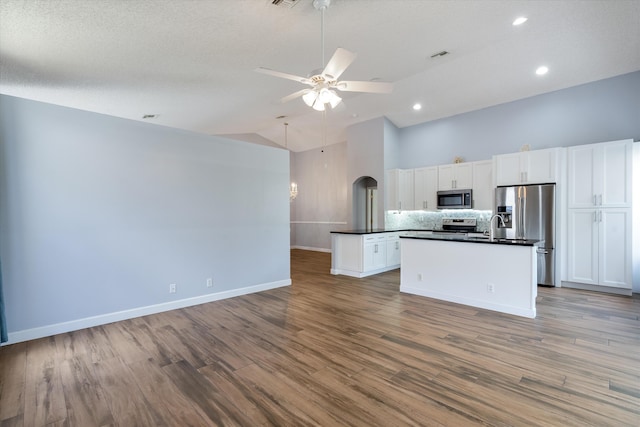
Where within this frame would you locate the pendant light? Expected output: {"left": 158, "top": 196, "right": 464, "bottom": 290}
{"left": 284, "top": 122, "right": 298, "bottom": 201}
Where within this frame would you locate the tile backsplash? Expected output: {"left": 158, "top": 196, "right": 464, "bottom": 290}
{"left": 385, "top": 210, "right": 493, "bottom": 232}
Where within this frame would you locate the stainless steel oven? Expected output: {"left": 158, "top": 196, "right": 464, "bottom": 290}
{"left": 437, "top": 189, "right": 472, "bottom": 209}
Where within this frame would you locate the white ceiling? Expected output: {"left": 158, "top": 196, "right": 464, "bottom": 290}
{"left": 1, "top": 0, "right": 639, "bottom": 152}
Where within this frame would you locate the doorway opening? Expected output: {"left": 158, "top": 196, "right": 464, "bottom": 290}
{"left": 352, "top": 176, "right": 378, "bottom": 230}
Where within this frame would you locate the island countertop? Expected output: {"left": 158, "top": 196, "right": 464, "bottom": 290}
{"left": 400, "top": 234, "right": 541, "bottom": 246}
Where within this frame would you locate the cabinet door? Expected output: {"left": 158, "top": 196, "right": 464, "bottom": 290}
{"left": 399, "top": 169, "right": 415, "bottom": 210}
{"left": 438, "top": 164, "right": 455, "bottom": 190}
{"left": 454, "top": 163, "right": 473, "bottom": 189}
{"left": 386, "top": 237, "right": 401, "bottom": 267}
{"left": 494, "top": 152, "right": 523, "bottom": 186}
{"left": 472, "top": 160, "right": 493, "bottom": 210}
{"left": 569, "top": 140, "right": 631, "bottom": 209}
{"left": 600, "top": 141, "right": 632, "bottom": 208}
{"left": 567, "top": 209, "right": 599, "bottom": 285}
{"left": 385, "top": 169, "right": 399, "bottom": 210}
{"left": 363, "top": 235, "right": 386, "bottom": 271}
{"left": 568, "top": 145, "right": 597, "bottom": 208}
{"left": 414, "top": 166, "right": 438, "bottom": 210}
{"left": 524, "top": 148, "right": 557, "bottom": 184}
{"left": 599, "top": 209, "right": 631, "bottom": 288}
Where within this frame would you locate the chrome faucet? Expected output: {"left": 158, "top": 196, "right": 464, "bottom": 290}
{"left": 489, "top": 214, "right": 506, "bottom": 241}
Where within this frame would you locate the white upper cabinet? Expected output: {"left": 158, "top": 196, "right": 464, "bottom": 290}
{"left": 471, "top": 160, "right": 493, "bottom": 210}
{"left": 414, "top": 166, "right": 438, "bottom": 210}
{"left": 438, "top": 162, "right": 473, "bottom": 191}
{"left": 568, "top": 139, "right": 632, "bottom": 209}
{"left": 494, "top": 147, "right": 562, "bottom": 186}
{"left": 386, "top": 169, "right": 414, "bottom": 210}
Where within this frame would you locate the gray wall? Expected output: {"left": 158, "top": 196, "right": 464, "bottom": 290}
{"left": 291, "top": 71, "right": 639, "bottom": 255}
{"left": 346, "top": 117, "right": 386, "bottom": 229}
{"left": 0, "top": 95, "right": 290, "bottom": 340}
{"left": 290, "top": 141, "right": 348, "bottom": 251}
{"left": 399, "top": 71, "right": 640, "bottom": 168}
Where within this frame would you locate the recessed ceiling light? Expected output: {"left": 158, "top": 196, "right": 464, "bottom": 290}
{"left": 535, "top": 66, "right": 549, "bottom": 76}
{"left": 512, "top": 17, "right": 528, "bottom": 26}
{"left": 413, "top": 103, "right": 422, "bottom": 111}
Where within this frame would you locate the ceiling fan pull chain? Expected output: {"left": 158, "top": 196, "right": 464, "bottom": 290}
{"left": 322, "top": 110, "right": 326, "bottom": 153}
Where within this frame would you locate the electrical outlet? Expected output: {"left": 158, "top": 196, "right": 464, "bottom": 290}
{"left": 487, "top": 283, "right": 495, "bottom": 293}
{"left": 169, "top": 283, "right": 177, "bottom": 293}
{"left": 206, "top": 278, "right": 213, "bottom": 288}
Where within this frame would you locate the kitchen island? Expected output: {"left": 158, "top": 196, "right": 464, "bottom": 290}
{"left": 400, "top": 234, "right": 539, "bottom": 318}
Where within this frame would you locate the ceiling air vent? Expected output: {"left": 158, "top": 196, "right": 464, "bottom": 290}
{"left": 270, "top": 0, "right": 300, "bottom": 8}
{"left": 430, "top": 50, "right": 450, "bottom": 59}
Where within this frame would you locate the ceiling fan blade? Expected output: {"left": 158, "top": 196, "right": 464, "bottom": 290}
{"left": 322, "top": 48, "right": 357, "bottom": 80}
{"left": 336, "top": 80, "right": 393, "bottom": 94}
{"left": 254, "top": 67, "right": 311, "bottom": 85}
{"left": 280, "top": 89, "right": 309, "bottom": 103}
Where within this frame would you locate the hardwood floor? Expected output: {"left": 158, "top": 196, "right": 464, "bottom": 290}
{"left": 1, "top": 249, "right": 639, "bottom": 426}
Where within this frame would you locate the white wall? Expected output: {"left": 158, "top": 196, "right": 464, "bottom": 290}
{"left": 290, "top": 142, "right": 348, "bottom": 251}
{"left": 0, "top": 95, "right": 291, "bottom": 343}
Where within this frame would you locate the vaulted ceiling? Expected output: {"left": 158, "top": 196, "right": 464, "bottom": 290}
{"left": 1, "top": 0, "right": 639, "bottom": 152}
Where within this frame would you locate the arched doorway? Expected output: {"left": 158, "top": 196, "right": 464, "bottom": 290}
{"left": 352, "top": 176, "right": 378, "bottom": 230}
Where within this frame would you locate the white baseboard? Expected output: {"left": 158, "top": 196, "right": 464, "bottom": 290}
{"left": 331, "top": 265, "right": 399, "bottom": 278}
{"left": 561, "top": 281, "right": 633, "bottom": 296}
{"left": 291, "top": 245, "right": 331, "bottom": 253}
{"left": 3, "top": 279, "right": 291, "bottom": 346}
{"left": 400, "top": 285, "right": 536, "bottom": 319}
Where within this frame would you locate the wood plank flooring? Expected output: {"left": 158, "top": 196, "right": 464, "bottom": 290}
{"left": 1, "top": 249, "right": 639, "bottom": 426}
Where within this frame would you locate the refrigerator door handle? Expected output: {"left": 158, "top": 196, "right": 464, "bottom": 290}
{"left": 519, "top": 196, "right": 525, "bottom": 240}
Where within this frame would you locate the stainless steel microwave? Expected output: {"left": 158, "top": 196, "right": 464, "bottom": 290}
{"left": 437, "top": 189, "right": 472, "bottom": 209}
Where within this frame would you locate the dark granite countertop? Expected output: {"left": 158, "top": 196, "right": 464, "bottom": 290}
{"left": 400, "top": 234, "right": 540, "bottom": 246}
{"left": 330, "top": 228, "right": 413, "bottom": 235}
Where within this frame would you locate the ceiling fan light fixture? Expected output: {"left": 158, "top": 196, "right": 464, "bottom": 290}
{"left": 318, "top": 88, "right": 332, "bottom": 103}
{"left": 328, "top": 90, "right": 342, "bottom": 108}
{"left": 302, "top": 90, "right": 318, "bottom": 107}
{"left": 312, "top": 99, "right": 326, "bottom": 111}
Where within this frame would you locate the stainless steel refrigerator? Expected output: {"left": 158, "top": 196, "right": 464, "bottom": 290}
{"left": 495, "top": 184, "right": 556, "bottom": 286}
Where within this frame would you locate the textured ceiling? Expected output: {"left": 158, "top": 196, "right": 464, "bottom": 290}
{"left": 1, "top": 0, "right": 639, "bottom": 152}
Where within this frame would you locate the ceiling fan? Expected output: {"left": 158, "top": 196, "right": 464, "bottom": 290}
{"left": 255, "top": 0, "right": 393, "bottom": 112}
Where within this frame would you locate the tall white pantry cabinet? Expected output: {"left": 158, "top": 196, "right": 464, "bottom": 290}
{"left": 566, "top": 139, "right": 633, "bottom": 291}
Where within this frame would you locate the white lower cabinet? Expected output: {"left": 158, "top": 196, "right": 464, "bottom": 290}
{"left": 363, "top": 234, "right": 387, "bottom": 272}
{"left": 331, "top": 232, "right": 402, "bottom": 278}
{"left": 386, "top": 234, "right": 401, "bottom": 266}
{"left": 567, "top": 208, "right": 631, "bottom": 289}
